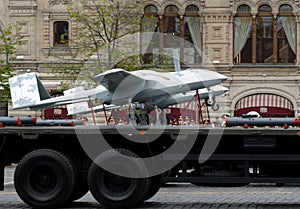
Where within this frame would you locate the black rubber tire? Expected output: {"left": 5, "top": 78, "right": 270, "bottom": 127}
{"left": 69, "top": 171, "right": 89, "bottom": 201}
{"left": 206, "top": 96, "right": 216, "bottom": 106}
{"left": 142, "top": 174, "right": 162, "bottom": 201}
{"left": 88, "top": 149, "right": 150, "bottom": 209}
{"left": 212, "top": 103, "right": 220, "bottom": 111}
{"left": 14, "top": 149, "right": 76, "bottom": 209}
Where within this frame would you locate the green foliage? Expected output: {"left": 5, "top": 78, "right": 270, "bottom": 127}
{"left": 68, "top": 0, "right": 143, "bottom": 74}
{"left": 47, "top": 62, "right": 84, "bottom": 91}
{"left": 0, "top": 24, "right": 22, "bottom": 102}
{"left": 52, "top": 0, "right": 159, "bottom": 91}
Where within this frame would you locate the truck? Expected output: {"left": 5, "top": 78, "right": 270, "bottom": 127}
{"left": 2, "top": 117, "right": 300, "bottom": 209}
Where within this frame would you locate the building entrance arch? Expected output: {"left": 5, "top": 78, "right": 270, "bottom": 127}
{"left": 234, "top": 93, "right": 294, "bottom": 117}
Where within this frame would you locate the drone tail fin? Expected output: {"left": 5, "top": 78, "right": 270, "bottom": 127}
{"left": 9, "top": 73, "right": 51, "bottom": 109}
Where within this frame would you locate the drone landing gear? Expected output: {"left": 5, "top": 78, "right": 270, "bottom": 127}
{"left": 153, "top": 105, "right": 167, "bottom": 126}
{"left": 128, "top": 104, "right": 167, "bottom": 126}
{"left": 128, "top": 104, "right": 149, "bottom": 126}
{"left": 128, "top": 106, "right": 138, "bottom": 126}
{"left": 206, "top": 92, "right": 219, "bottom": 111}
{"left": 139, "top": 110, "right": 149, "bottom": 126}
{"left": 211, "top": 103, "right": 219, "bottom": 111}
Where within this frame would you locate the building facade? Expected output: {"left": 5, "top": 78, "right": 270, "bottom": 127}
{"left": 1, "top": 0, "right": 300, "bottom": 119}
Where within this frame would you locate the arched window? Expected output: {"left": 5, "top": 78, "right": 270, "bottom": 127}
{"left": 141, "top": 5, "right": 159, "bottom": 64}
{"left": 163, "top": 5, "right": 180, "bottom": 42}
{"left": 53, "top": 21, "right": 69, "bottom": 46}
{"left": 235, "top": 94, "right": 294, "bottom": 117}
{"left": 234, "top": 4, "right": 296, "bottom": 64}
{"left": 158, "top": 5, "right": 180, "bottom": 65}
{"left": 141, "top": 4, "right": 202, "bottom": 66}
{"left": 256, "top": 5, "right": 273, "bottom": 63}
{"left": 144, "top": 5, "right": 157, "bottom": 14}
{"left": 277, "top": 4, "right": 296, "bottom": 63}
{"left": 186, "top": 5, "right": 198, "bottom": 13}
{"left": 234, "top": 5, "right": 252, "bottom": 63}
{"left": 184, "top": 5, "right": 202, "bottom": 64}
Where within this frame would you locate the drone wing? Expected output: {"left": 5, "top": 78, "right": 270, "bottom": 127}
{"left": 93, "top": 68, "right": 145, "bottom": 91}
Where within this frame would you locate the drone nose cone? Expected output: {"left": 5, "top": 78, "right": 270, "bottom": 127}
{"left": 211, "top": 85, "right": 229, "bottom": 92}
{"left": 202, "top": 70, "right": 228, "bottom": 82}
{"left": 222, "top": 86, "right": 229, "bottom": 92}
{"left": 218, "top": 73, "right": 228, "bottom": 82}
{"left": 204, "top": 70, "right": 227, "bottom": 81}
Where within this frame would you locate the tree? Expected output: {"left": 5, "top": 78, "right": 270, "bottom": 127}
{"left": 0, "top": 24, "right": 22, "bottom": 102}
{"left": 69, "top": 0, "right": 145, "bottom": 74}
{"left": 50, "top": 0, "right": 156, "bottom": 91}
{"left": 48, "top": 62, "right": 84, "bottom": 92}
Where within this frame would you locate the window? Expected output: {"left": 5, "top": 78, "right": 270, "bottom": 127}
{"left": 234, "top": 4, "right": 296, "bottom": 64}
{"left": 234, "top": 93, "right": 294, "bottom": 117}
{"left": 278, "top": 5, "right": 296, "bottom": 63}
{"left": 234, "top": 5, "right": 253, "bottom": 63}
{"left": 162, "top": 5, "right": 181, "bottom": 65}
{"left": 141, "top": 5, "right": 159, "bottom": 64}
{"left": 144, "top": 5, "right": 157, "bottom": 13}
{"left": 53, "top": 21, "right": 69, "bottom": 46}
{"left": 184, "top": 5, "right": 202, "bottom": 64}
{"left": 256, "top": 5, "right": 273, "bottom": 63}
{"left": 141, "top": 4, "right": 202, "bottom": 66}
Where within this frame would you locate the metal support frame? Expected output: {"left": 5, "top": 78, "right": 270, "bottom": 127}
{"left": 195, "top": 90, "right": 210, "bottom": 124}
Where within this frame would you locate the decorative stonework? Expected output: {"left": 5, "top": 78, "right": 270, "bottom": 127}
{"left": 204, "top": 14, "right": 231, "bottom": 23}
{"left": 17, "top": 21, "right": 30, "bottom": 35}
{"left": 200, "top": 0, "right": 205, "bottom": 7}
{"left": 205, "top": 0, "right": 230, "bottom": 8}
{"left": 9, "top": 6, "right": 37, "bottom": 16}
{"left": 212, "top": 26, "right": 222, "bottom": 39}
{"left": 40, "top": 0, "right": 73, "bottom": 57}
{"left": 42, "top": 13, "right": 50, "bottom": 51}
{"left": 206, "top": 25, "right": 229, "bottom": 42}
{"left": 16, "top": 39, "right": 30, "bottom": 55}
{"left": 42, "top": 46, "right": 78, "bottom": 58}
{"left": 48, "top": 0, "right": 72, "bottom": 6}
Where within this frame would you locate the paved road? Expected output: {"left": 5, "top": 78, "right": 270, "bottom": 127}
{"left": 3, "top": 167, "right": 300, "bottom": 208}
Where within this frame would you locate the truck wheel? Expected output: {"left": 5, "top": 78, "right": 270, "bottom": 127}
{"left": 69, "top": 172, "right": 89, "bottom": 201}
{"left": 88, "top": 149, "right": 150, "bottom": 208}
{"left": 142, "top": 174, "right": 162, "bottom": 201}
{"left": 14, "top": 149, "right": 75, "bottom": 208}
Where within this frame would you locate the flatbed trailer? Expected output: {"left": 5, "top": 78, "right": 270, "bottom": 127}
{"left": 2, "top": 125, "right": 300, "bottom": 208}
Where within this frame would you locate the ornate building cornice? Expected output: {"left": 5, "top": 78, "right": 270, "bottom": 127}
{"left": 8, "top": 6, "right": 37, "bottom": 16}
{"left": 48, "top": 0, "right": 72, "bottom": 6}
{"left": 48, "top": 0, "right": 72, "bottom": 10}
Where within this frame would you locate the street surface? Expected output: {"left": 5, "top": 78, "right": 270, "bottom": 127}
{"left": 3, "top": 166, "right": 300, "bottom": 208}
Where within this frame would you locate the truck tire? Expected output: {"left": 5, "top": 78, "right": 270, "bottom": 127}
{"left": 14, "top": 149, "right": 76, "bottom": 209}
{"left": 142, "top": 174, "right": 162, "bottom": 201}
{"left": 69, "top": 171, "right": 89, "bottom": 201}
{"left": 88, "top": 149, "right": 150, "bottom": 209}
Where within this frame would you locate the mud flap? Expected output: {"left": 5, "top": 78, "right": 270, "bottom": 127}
{"left": 0, "top": 163, "right": 4, "bottom": 191}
